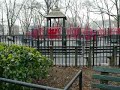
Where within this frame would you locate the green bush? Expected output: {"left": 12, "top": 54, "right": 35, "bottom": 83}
{"left": 0, "top": 43, "right": 53, "bottom": 89}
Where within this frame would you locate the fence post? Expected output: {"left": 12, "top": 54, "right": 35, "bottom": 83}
{"left": 79, "top": 71, "right": 82, "bottom": 90}
{"left": 65, "top": 46, "right": 67, "bottom": 67}
{"left": 110, "top": 46, "right": 117, "bottom": 66}
{"left": 93, "top": 33, "right": 95, "bottom": 66}
{"left": 0, "top": 36, "right": 1, "bottom": 42}
{"left": 119, "top": 48, "right": 120, "bottom": 67}
{"left": 22, "top": 33, "right": 24, "bottom": 44}
{"left": 119, "top": 33, "right": 120, "bottom": 67}
{"left": 13, "top": 35, "right": 15, "bottom": 43}
{"left": 75, "top": 46, "right": 78, "bottom": 67}
{"left": 87, "top": 46, "right": 92, "bottom": 67}
{"left": 37, "top": 30, "right": 40, "bottom": 51}
{"left": 37, "top": 39, "right": 39, "bottom": 51}
{"left": 50, "top": 46, "right": 53, "bottom": 60}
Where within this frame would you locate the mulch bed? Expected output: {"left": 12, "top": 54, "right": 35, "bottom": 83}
{"left": 34, "top": 66, "right": 94, "bottom": 90}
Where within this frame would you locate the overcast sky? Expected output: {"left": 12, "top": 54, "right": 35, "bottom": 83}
{"left": 0, "top": 0, "right": 119, "bottom": 27}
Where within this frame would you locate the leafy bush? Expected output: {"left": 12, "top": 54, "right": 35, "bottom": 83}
{"left": 0, "top": 43, "right": 53, "bottom": 89}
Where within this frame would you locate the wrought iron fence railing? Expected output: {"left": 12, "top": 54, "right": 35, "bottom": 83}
{"left": 0, "top": 31, "right": 120, "bottom": 66}
{"left": 0, "top": 70, "right": 82, "bottom": 90}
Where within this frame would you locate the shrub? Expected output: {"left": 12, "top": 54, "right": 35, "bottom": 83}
{"left": 0, "top": 43, "right": 53, "bottom": 89}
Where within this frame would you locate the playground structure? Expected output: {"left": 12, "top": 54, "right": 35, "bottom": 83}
{"left": 1, "top": 6, "right": 120, "bottom": 67}
{"left": 26, "top": 27, "right": 96, "bottom": 39}
{"left": 24, "top": 6, "right": 120, "bottom": 47}
{"left": 25, "top": 27, "right": 120, "bottom": 45}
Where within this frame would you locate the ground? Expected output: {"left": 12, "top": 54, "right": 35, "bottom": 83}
{"left": 34, "top": 66, "right": 94, "bottom": 90}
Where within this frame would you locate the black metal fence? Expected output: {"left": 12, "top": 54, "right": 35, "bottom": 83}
{"left": 0, "top": 28, "right": 120, "bottom": 66}
{"left": 0, "top": 70, "right": 82, "bottom": 90}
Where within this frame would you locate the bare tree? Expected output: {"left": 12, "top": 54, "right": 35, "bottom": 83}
{"left": 59, "top": 0, "right": 71, "bottom": 14}
{"left": 91, "top": 0, "right": 105, "bottom": 29}
{"left": 104, "top": 0, "right": 112, "bottom": 28}
{"left": 91, "top": 0, "right": 120, "bottom": 28}
{"left": 32, "top": 2, "right": 45, "bottom": 27}
{"left": 0, "top": 2, "right": 5, "bottom": 35}
{"left": 19, "top": 0, "right": 45, "bottom": 34}
{"left": 67, "top": 0, "right": 84, "bottom": 27}
{"left": 113, "top": 0, "right": 120, "bottom": 28}
{"left": 43, "top": 0, "right": 58, "bottom": 15}
{"left": 82, "top": 0, "right": 93, "bottom": 28}
{"left": 100, "top": 0, "right": 120, "bottom": 28}
{"left": 4, "top": 0, "right": 27, "bottom": 35}
{"left": 19, "top": 0, "right": 35, "bottom": 33}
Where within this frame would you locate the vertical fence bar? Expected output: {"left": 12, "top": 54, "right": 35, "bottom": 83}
{"left": 0, "top": 36, "right": 1, "bottom": 42}
{"left": 37, "top": 29, "right": 39, "bottom": 51}
{"left": 75, "top": 46, "right": 78, "bottom": 67}
{"left": 119, "top": 29, "right": 120, "bottom": 67}
{"left": 68, "top": 35, "right": 70, "bottom": 66}
{"left": 110, "top": 46, "right": 117, "bottom": 66}
{"left": 79, "top": 71, "right": 82, "bottom": 90}
{"left": 93, "top": 33, "right": 95, "bottom": 66}
{"left": 13, "top": 35, "right": 15, "bottom": 44}
{"left": 44, "top": 27, "right": 46, "bottom": 48}
{"left": 119, "top": 46, "right": 120, "bottom": 67}
{"left": 113, "top": 46, "right": 117, "bottom": 66}
{"left": 87, "top": 46, "right": 92, "bottom": 67}
{"left": 50, "top": 46, "right": 53, "bottom": 61}
{"left": 65, "top": 46, "right": 67, "bottom": 67}
{"left": 31, "top": 29, "right": 33, "bottom": 47}
{"left": 96, "top": 31, "right": 98, "bottom": 65}
{"left": 22, "top": 33, "right": 24, "bottom": 45}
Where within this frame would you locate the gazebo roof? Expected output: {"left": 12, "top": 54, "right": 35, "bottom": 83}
{"left": 46, "top": 7, "right": 66, "bottom": 19}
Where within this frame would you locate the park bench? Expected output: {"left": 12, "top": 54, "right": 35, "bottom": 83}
{"left": 92, "top": 66, "right": 120, "bottom": 90}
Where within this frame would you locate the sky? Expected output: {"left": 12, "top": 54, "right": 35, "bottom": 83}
{"left": 0, "top": 0, "right": 119, "bottom": 27}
